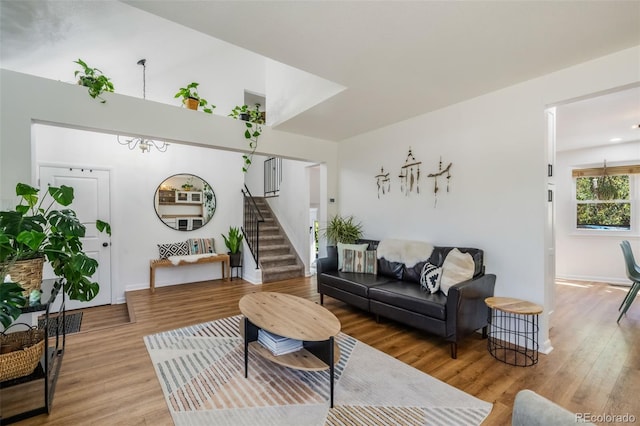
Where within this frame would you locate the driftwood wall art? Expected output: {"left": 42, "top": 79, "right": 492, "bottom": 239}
{"left": 398, "top": 148, "right": 422, "bottom": 196}
{"left": 375, "top": 167, "right": 391, "bottom": 198}
{"left": 427, "top": 156, "right": 452, "bottom": 207}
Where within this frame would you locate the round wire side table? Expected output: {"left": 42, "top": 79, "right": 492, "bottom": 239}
{"left": 485, "top": 297, "right": 543, "bottom": 367}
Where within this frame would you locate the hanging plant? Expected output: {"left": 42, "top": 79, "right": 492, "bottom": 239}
{"left": 74, "top": 59, "right": 114, "bottom": 103}
{"left": 592, "top": 161, "right": 618, "bottom": 200}
{"left": 229, "top": 103, "right": 264, "bottom": 172}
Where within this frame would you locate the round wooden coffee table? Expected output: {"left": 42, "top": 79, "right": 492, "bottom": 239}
{"left": 239, "top": 292, "right": 341, "bottom": 407}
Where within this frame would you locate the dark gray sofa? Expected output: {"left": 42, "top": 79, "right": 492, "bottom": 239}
{"left": 316, "top": 239, "right": 496, "bottom": 358}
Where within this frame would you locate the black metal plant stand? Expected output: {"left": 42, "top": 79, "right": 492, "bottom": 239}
{"left": 0, "top": 280, "right": 66, "bottom": 424}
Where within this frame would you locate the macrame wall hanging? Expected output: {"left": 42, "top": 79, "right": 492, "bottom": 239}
{"left": 427, "top": 156, "right": 452, "bottom": 207}
{"left": 398, "top": 148, "right": 422, "bottom": 196}
{"left": 375, "top": 167, "right": 391, "bottom": 198}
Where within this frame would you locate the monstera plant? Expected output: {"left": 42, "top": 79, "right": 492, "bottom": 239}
{"left": 0, "top": 183, "right": 111, "bottom": 327}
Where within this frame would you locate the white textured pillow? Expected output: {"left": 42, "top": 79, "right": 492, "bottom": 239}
{"left": 440, "top": 248, "right": 475, "bottom": 295}
{"left": 337, "top": 242, "right": 368, "bottom": 270}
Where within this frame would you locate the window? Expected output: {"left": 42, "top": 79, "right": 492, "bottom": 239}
{"left": 572, "top": 164, "right": 640, "bottom": 232}
{"left": 575, "top": 175, "right": 630, "bottom": 230}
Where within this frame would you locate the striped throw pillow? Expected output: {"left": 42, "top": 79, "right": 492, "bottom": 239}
{"left": 187, "top": 238, "right": 216, "bottom": 255}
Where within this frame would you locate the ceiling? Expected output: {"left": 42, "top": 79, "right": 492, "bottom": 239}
{"left": 1, "top": 0, "right": 639, "bottom": 147}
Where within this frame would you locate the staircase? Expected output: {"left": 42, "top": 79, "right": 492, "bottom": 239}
{"left": 252, "top": 197, "right": 305, "bottom": 283}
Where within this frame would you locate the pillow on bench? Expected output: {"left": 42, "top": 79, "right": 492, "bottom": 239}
{"left": 188, "top": 238, "right": 216, "bottom": 255}
{"left": 158, "top": 241, "right": 189, "bottom": 259}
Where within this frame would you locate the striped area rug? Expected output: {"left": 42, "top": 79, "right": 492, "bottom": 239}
{"left": 144, "top": 315, "right": 492, "bottom": 425}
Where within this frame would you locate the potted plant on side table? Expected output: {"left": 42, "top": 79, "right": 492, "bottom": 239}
{"left": 0, "top": 183, "right": 111, "bottom": 327}
{"left": 222, "top": 226, "right": 244, "bottom": 268}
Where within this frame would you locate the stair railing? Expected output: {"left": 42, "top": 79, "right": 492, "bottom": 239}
{"left": 241, "top": 185, "right": 265, "bottom": 267}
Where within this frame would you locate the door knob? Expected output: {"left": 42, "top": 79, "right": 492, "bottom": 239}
{"left": 102, "top": 242, "right": 109, "bottom": 247}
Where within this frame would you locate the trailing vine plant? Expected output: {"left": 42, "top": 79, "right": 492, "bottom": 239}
{"left": 229, "top": 103, "right": 264, "bottom": 172}
{"left": 74, "top": 59, "right": 114, "bottom": 103}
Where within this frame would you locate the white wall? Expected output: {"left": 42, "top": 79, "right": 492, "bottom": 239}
{"left": 265, "top": 59, "right": 345, "bottom": 127}
{"left": 33, "top": 124, "right": 244, "bottom": 300}
{"left": 556, "top": 141, "right": 640, "bottom": 284}
{"left": 339, "top": 46, "right": 640, "bottom": 350}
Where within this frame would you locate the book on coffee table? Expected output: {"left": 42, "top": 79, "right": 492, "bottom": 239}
{"left": 258, "top": 329, "right": 303, "bottom": 356}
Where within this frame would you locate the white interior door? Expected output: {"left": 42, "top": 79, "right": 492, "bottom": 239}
{"left": 39, "top": 166, "right": 111, "bottom": 310}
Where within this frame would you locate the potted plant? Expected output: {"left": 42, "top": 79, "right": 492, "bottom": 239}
{"left": 174, "top": 82, "right": 215, "bottom": 114}
{"left": 229, "top": 103, "right": 265, "bottom": 172}
{"left": 74, "top": 59, "right": 115, "bottom": 103}
{"left": 221, "top": 226, "right": 244, "bottom": 267}
{"left": 322, "top": 215, "right": 363, "bottom": 253}
{"left": 0, "top": 183, "right": 111, "bottom": 326}
{"left": 181, "top": 177, "right": 194, "bottom": 191}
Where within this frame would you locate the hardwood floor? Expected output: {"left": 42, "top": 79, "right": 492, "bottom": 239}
{"left": 3, "top": 277, "right": 638, "bottom": 425}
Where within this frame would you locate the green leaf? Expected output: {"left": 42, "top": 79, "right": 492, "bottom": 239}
{"left": 244, "top": 130, "right": 251, "bottom": 139}
{"left": 16, "top": 230, "right": 46, "bottom": 251}
{"left": 47, "top": 209, "right": 86, "bottom": 238}
{"left": 48, "top": 185, "right": 74, "bottom": 206}
{"left": 96, "top": 220, "right": 111, "bottom": 236}
{"left": 0, "top": 281, "right": 26, "bottom": 328}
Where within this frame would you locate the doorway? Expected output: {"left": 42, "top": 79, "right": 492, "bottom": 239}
{"left": 39, "top": 166, "right": 112, "bottom": 310}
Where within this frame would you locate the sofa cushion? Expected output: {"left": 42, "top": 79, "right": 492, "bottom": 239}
{"left": 318, "top": 271, "right": 393, "bottom": 298}
{"left": 337, "top": 242, "right": 369, "bottom": 270}
{"left": 378, "top": 257, "right": 404, "bottom": 280}
{"left": 440, "top": 248, "right": 475, "bottom": 295}
{"left": 404, "top": 260, "right": 427, "bottom": 283}
{"left": 369, "top": 281, "right": 447, "bottom": 320}
{"left": 420, "top": 262, "right": 442, "bottom": 294}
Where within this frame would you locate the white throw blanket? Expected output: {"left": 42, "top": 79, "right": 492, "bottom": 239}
{"left": 167, "top": 253, "right": 217, "bottom": 265}
{"left": 376, "top": 239, "right": 433, "bottom": 267}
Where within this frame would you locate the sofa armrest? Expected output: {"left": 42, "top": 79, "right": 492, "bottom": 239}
{"left": 445, "top": 273, "right": 496, "bottom": 341}
{"left": 316, "top": 254, "right": 338, "bottom": 275}
{"left": 513, "top": 390, "right": 593, "bottom": 425}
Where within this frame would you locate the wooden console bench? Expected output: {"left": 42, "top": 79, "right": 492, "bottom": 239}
{"left": 149, "top": 254, "right": 231, "bottom": 293}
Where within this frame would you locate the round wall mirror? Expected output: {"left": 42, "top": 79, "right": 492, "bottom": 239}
{"left": 154, "top": 173, "right": 216, "bottom": 231}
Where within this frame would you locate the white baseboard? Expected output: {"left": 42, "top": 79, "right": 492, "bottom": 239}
{"left": 539, "top": 339, "right": 554, "bottom": 355}
{"left": 556, "top": 274, "right": 631, "bottom": 286}
{"left": 241, "top": 268, "right": 262, "bottom": 285}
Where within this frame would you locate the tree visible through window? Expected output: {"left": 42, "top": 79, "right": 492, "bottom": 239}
{"left": 576, "top": 175, "right": 630, "bottom": 230}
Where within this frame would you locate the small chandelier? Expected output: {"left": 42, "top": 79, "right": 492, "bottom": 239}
{"left": 117, "top": 59, "right": 169, "bottom": 153}
{"left": 117, "top": 134, "right": 169, "bottom": 153}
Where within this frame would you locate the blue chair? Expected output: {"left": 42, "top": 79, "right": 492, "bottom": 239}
{"left": 618, "top": 240, "right": 640, "bottom": 323}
